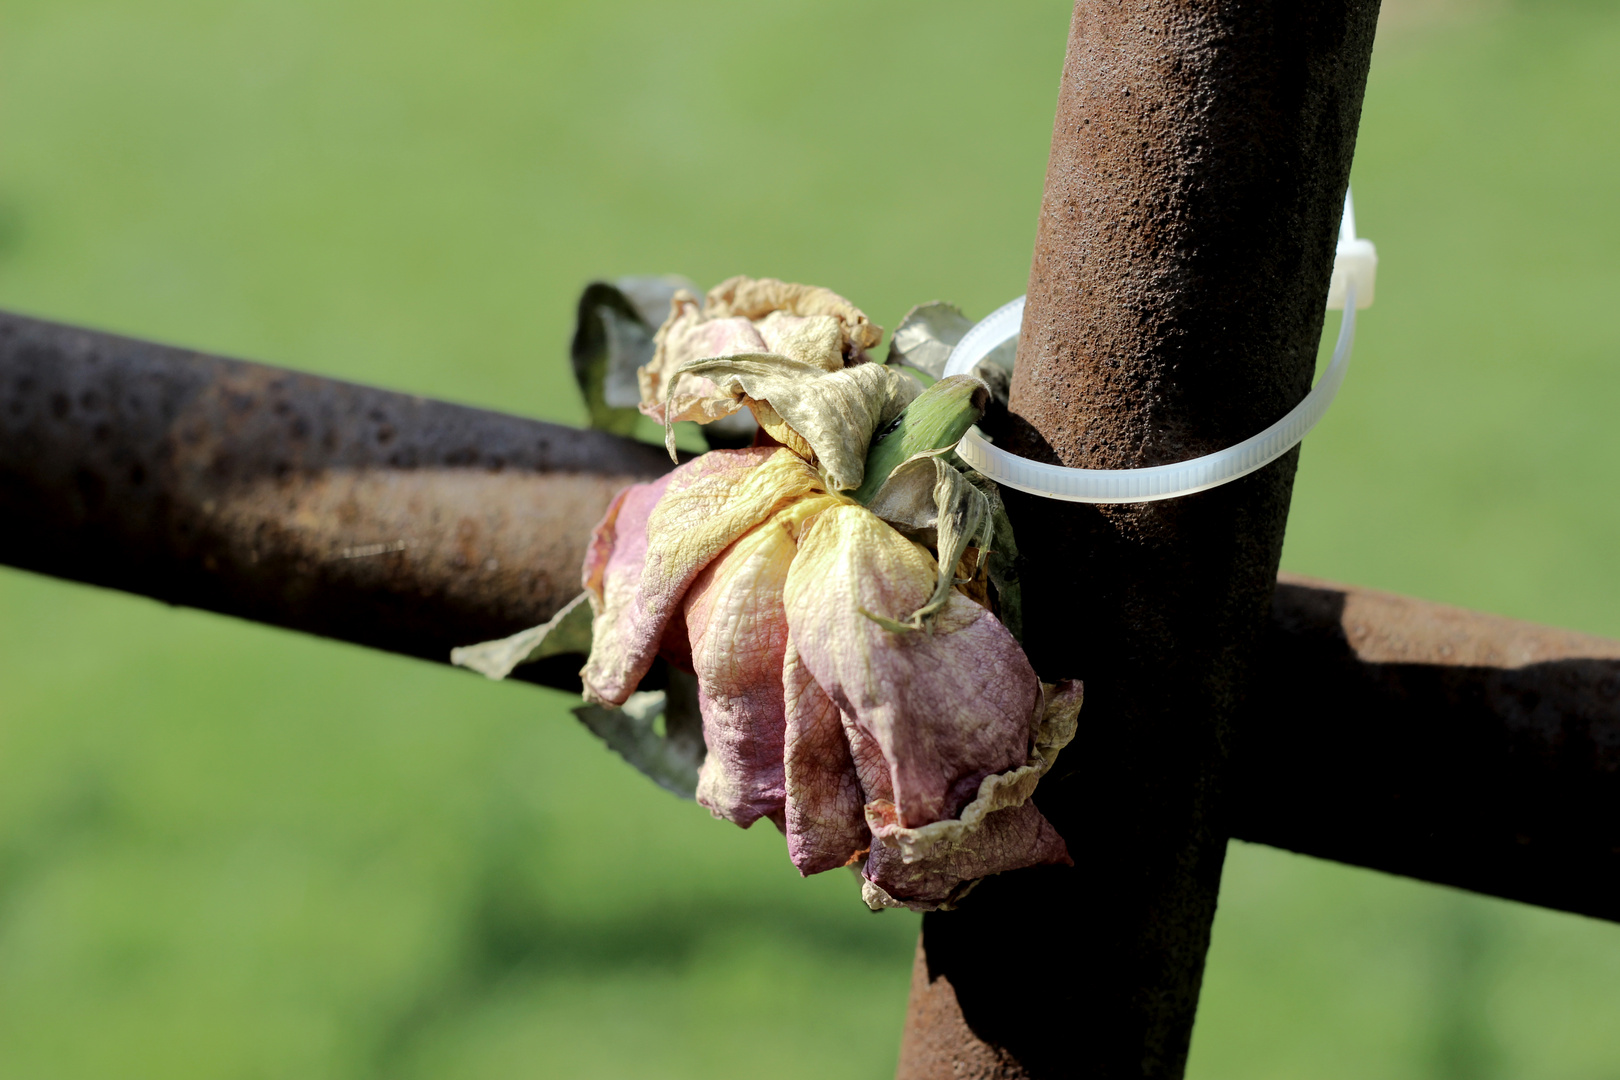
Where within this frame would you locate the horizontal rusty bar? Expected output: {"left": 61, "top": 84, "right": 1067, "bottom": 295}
{"left": 0, "top": 308, "right": 671, "bottom": 691}
{"left": 1234, "top": 575, "right": 1620, "bottom": 923}
{"left": 4, "top": 308, "right": 1617, "bottom": 920}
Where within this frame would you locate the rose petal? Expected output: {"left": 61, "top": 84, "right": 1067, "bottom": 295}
{"left": 704, "top": 276, "right": 882, "bottom": 355}
{"left": 841, "top": 704, "right": 893, "bottom": 806}
{"left": 581, "top": 447, "right": 822, "bottom": 706}
{"left": 858, "top": 680, "right": 1081, "bottom": 909}
{"left": 638, "top": 292, "right": 769, "bottom": 424}
{"left": 861, "top": 801, "right": 1072, "bottom": 912}
{"left": 754, "top": 311, "right": 846, "bottom": 371}
{"left": 673, "top": 358, "right": 919, "bottom": 492}
{"left": 638, "top": 279, "right": 880, "bottom": 426}
{"left": 782, "top": 638, "right": 869, "bottom": 875}
{"left": 686, "top": 494, "right": 835, "bottom": 827}
{"left": 581, "top": 472, "right": 673, "bottom": 669}
{"left": 864, "top": 678, "right": 1082, "bottom": 861}
{"left": 782, "top": 503, "right": 1040, "bottom": 828}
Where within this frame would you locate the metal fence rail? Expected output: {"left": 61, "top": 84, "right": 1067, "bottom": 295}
{"left": 0, "top": 308, "right": 669, "bottom": 690}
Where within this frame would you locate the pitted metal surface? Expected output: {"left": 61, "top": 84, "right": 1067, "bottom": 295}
{"left": 0, "top": 308, "right": 670, "bottom": 686}
{"left": 902, "top": 2, "right": 1383, "bottom": 1077}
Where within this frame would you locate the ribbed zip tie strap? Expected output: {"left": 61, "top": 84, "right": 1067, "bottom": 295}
{"left": 941, "top": 189, "right": 1375, "bottom": 504}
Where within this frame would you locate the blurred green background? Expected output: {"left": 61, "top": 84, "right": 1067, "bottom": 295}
{"left": 1, "top": 0, "right": 1617, "bottom": 1076}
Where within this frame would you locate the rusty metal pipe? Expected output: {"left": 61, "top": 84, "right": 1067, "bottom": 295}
{"left": 898, "top": 3, "right": 1383, "bottom": 1076}
{"left": 0, "top": 308, "right": 670, "bottom": 691}
{"left": 1236, "top": 574, "right": 1620, "bottom": 925}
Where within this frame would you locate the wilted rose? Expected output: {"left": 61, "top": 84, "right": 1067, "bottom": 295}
{"left": 460, "top": 276, "right": 1080, "bottom": 911}
{"left": 577, "top": 278, "right": 1079, "bottom": 909}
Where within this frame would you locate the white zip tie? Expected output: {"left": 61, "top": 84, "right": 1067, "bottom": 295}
{"left": 942, "top": 189, "right": 1376, "bottom": 504}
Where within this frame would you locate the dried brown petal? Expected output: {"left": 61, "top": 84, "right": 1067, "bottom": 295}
{"left": 704, "top": 275, "right": 882, "bottom": 356}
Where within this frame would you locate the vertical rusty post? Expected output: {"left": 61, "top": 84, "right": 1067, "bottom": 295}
{"left": 897, "top": 3, "right": 1380, "bottom": 1078}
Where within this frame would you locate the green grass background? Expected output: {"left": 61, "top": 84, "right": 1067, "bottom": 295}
{"left": 2, "top": 0, "right": 1618, "bottom": 1076}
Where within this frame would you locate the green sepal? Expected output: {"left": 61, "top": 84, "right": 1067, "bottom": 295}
{"left": 969, "top": 471, "right": 1023, "bottom": 642}
{"left": 849, "top": 375, "right": 988, "bottom": 505}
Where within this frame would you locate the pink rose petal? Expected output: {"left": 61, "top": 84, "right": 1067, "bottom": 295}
{"left": 581, "top": 447, "right": 818, "bottom": 706}
{"left": 782, "top": 638, "right": 869, "bottom": 874}
{"left": 862, "top": 801, "right": 1071, "bottom": 911}
{"left": 685, "top": 497, "right": 832, "bottom": 828}
{"left": 783, "top": 503, "right": 1041, "bottom": 828}
{"left": 640, "top": 295, "right": 770, "bottom": 424}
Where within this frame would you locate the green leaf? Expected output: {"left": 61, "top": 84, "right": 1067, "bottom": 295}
{"left": 571, "top": 669, "right": 705, "bottom": 799}
{"left": 887, "top": 301, "right": 974, "bottom": 381}
{"left": 569, "top": 277, "right": 693, "bottom": 436}
{"left": 453, "top": 596, "right": 707, "bottom": 799}
{"left": 450, "top": 591, "right": 594, "bottom": 680}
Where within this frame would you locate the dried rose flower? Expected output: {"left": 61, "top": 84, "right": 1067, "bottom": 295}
{"left": 594, "top": 279, "right": 1079, "bottom": 910}
{"left": 457, "top": 277, "right": 1079, "bottom": 911}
